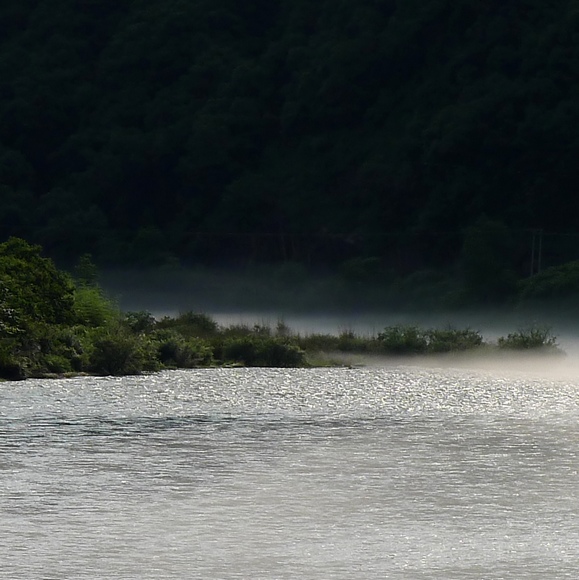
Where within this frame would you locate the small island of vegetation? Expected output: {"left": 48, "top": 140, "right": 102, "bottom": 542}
{"left": 0, "top": 238, "right": 563, "bottom": 380}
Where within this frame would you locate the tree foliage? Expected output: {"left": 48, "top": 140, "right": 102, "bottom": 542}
{"left": 1, "top": 1, "right": 579, "bottom": 279}
{"left": 0, "top": 237, "right": 75, "bottom": 328}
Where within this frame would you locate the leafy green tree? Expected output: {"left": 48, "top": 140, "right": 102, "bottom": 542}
{"left": 0, "top": 237, "right": 78, "bottom": 378}
{"left": 0, "top": 237, "right": 75, "bottom": 326}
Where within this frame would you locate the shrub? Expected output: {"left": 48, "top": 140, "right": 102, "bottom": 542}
{"left": 74, "top": 253, "right": 99, "bottom": 287}
{"left": 297, "top": 333, "right": 341, "bottom": 352}
{"left": 337, "top": 330, "right": 374, "bottom": 352}
{"left": 37, "top": 325, "right": 89, "bottom": 372}
{"left": 88, "top": 326, "right": 157, "bottom": 375}
{"left": 124, "top": 310, "right": 156, "bottom": 334}
{"left": 222, "top": 336, "right": 305, "bottom": 367}
{"left": 6, "top": 323, "right": 89, "bottom": 377}
{"left": 275, "top": 320, "right": 292, "bottom": 337}
{"left": 377, "top": 326, "right": 428, "bottom": 354}
{"left": 497, "top": 326, "right": 559, "bottom": 350}
{"left": 425, "top": 327, "right": 483, "bottom": 353}
{"left": 43, "top": 354, "right": 73, "bottom": 374}
{"left": 267, "top": 342, "right": 306, "bottom": 367}
{"left": 222, "top": 336, "right": 263, "bottom": 365}
{"left": 73, "top": 286, "right": 119, "bottom": 327}
{"left": 0, "top": 340, "right": 25, "bottom": 380}
{"left": 156, "top": 311, "right": 218, "bottom": 338}
{"left": 0, "top": 282, "right": 23, "bottom": 338}
{"left": 154, "top": 330, "right": 213, "bottom": 368}
{"left": 220, "top": 323, "right": 272, "bottom": 339}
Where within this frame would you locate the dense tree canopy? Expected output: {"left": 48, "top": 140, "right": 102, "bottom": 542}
{"left": 1, "top": 0, "right": 579, "bottom": 275}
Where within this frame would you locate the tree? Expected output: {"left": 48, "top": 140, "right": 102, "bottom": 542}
{"left": 0, "top": 237, "right": 75, "bottom": 327}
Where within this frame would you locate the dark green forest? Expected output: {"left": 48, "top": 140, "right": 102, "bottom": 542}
{"left": 2, "top": 0, "right": 579, "bottom": 302}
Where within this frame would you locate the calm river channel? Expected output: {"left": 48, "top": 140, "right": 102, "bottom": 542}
{"left": 2, "top": 365, "right": 579, "bottom": 579}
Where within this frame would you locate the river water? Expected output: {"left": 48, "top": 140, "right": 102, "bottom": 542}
{"left": 1, "top": 364, "right": 579, "bottom": 579}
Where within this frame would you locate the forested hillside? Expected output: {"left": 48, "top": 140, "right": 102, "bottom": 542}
{"left": 2, "top": 0, "right": 579, "bottom": 279}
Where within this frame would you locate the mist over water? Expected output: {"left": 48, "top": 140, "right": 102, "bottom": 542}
{"left": 100, "top": 267, "right": 579, "bottom": 378}
{"left": 99, "top": 266, "right": 579, "bottom": 334}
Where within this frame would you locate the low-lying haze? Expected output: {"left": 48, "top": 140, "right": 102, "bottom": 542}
{"left": 100, "top": 268, "right": 579, "bottom": 379}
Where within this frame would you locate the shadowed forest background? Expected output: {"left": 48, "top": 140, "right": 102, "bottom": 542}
{"left": 2, "top": 0, "right": 579, "bottom": 308}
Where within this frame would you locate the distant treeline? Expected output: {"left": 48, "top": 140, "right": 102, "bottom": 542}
{"left": 2, "top": 0, "right": 579, "bottom": 280}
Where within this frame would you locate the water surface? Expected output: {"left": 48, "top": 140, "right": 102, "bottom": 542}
{"left": 1, "top": 366, "right": 579, "bottom": 579}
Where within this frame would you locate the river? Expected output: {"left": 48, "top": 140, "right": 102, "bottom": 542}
{"left": 1, "top": 364, "right": 579, "bottom": 579}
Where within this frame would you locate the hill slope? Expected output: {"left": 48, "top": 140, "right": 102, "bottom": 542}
{"left": 1, "top": 0, "right": 579, "bottom": 273}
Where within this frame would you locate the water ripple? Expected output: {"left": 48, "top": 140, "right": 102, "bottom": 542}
{"left": 1, "top": 366, "right": 579, "bottom": 579}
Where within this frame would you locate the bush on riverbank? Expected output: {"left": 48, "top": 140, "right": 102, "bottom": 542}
{"left": 377, "top": 326, "right": 428, "bottom": 354}
{"left": 425, "top": 327, "right": 484, "bottom": 353}
{"left": 87, "top": 325, "right": 160, "bottom": 376}
{"left": 0, "top": 238, "right": 310, "bottom": 377}
{"left": 156, "top": 311, "right": 219, "bottom": 338}
{"left": 0, "top": 237, "right": 566, "bottom": 379}
{"left": 153, "top": 330, "right": 214, "bottom": 368}
{"left": 378, "top": 326, "right": 484, "bottom": 354}
{"left": 221, "top": 336, "right": 306, "bottom": 367}
{"left": 296, "top": 324, "right": 560, "bottom": 360}
{"left": 497, "top": 326, "right": 559, "bottom": 351}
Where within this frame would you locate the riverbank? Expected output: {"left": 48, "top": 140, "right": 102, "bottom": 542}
{"left": 0, "top": 238, "right": 567, "bottom": 380}
{"left": 1, "top": 309, "right": 563, "bottom": 380}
